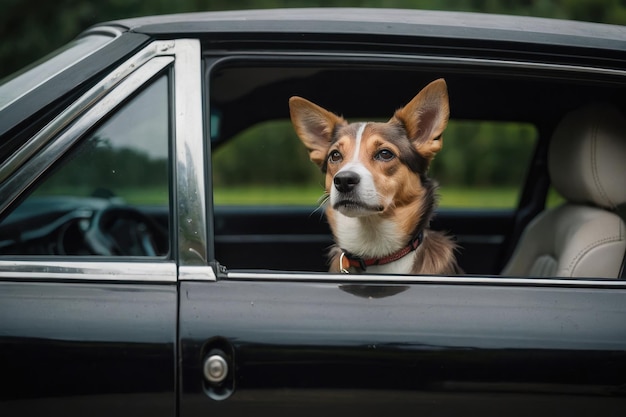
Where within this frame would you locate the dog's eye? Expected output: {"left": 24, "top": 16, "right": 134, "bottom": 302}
{"left": 328, "top": 150, "right": 343, "bottom": 163}
{"left": 375, "top": 149, "right": 395, "bottom": 161}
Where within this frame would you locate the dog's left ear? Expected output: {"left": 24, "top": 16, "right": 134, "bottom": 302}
{"left": 391, "top": 78, "right": 449, "bottom": 161}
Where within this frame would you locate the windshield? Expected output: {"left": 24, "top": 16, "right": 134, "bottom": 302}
{"left": 0, "top": 33, "right": 115, "bottom": 111}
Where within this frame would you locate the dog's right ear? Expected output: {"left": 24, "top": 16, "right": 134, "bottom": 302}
{"left": 391, "top": 78, "right": 449, "bottom": 163}
{"left": 289, "top": 96, "right": 347, "bottom": 169}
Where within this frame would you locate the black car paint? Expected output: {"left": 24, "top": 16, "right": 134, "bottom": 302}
{"left": 0, "top": 280, "right": 176, "bottom": 416}
{"left": 180, "top": 279, "right": 626, "bottom": 416}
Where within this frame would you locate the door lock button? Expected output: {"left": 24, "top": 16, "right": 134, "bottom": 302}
{"left": 203, "top": 354, "right": 229, "bottom": 384}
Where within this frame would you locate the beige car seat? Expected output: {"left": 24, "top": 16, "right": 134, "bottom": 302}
{"left": 502, "top": 103, "right": 626, "bottom": 278}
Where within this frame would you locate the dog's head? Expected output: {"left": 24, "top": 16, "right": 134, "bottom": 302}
{"left": 289, "top": 79, "right": 449, "bottom": 229}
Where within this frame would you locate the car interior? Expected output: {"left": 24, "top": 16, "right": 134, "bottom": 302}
{"left": 502, "top": 102, "right": 626, "bottom": 278}
{"left": 208, "top": 59, "right": 626, "bottom": 277}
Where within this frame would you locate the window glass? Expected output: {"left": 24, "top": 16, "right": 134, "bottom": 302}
{"left": 0, "top": 75, "right": 170, "bottom": 256}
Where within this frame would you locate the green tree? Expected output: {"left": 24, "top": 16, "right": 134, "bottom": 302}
{"left": 212, "top": 121, "right": 322, "bottom": 186}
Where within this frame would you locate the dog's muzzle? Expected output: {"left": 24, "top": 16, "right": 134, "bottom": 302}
{"left": 331, "top": 167, "right": 383, "bottom": 215}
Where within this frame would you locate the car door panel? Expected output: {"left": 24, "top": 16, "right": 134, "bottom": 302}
{"left": 214, "top": 207, "right": 512, "bottom": 274}
{"left": 213, "top": 206, "right": 333, "bottom": 272}
{"left": 0, "top": 279, "right": 177, "bottom": 416}
{"left": 179, "top": 278, "right": 626, "bottom": 416}
{"left": 432, "top": 209, "right": 514, "bottom": 274}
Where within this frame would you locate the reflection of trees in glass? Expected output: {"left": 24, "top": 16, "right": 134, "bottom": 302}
{"left": 37, "top": 134, "right": 168, "bottom": 195}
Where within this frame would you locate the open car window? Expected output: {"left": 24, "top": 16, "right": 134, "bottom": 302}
{"left": 208, "top": 58, "right": 625, "bottom": 280}
{"left": 208, "top": 61, "right": 541, "bottom": 275}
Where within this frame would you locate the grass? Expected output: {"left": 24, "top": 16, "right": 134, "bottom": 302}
{"left": 213, "top": 185, "right": 522, "bottom": 209}
{"left": 213, "top": 185, "right": 326, "bottom": 206}
{"left": 437, "top": 187, "right": 518, "bottom": 208}
{"left": 35, "top": 184, "right": 563, "bottom": 209}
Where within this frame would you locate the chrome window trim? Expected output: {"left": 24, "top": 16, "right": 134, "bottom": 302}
{"left": 226, "top": 271, "right": 626, "bottom": 289}
{"left": 79, "top": 25, "right": 124, "bottom": 39}
{"left": 179, "top": 265, "right": 217, "bottom": 281}
{"left": 172, "top": 39, "right": 209, "bottom": 269}
{"left": 210, "top": 51, "right": 626, "bottom": 79}
{"left": 0, "top": 260, "right": 176, "bottom": 283}
{"left": 0, "top": 55, "right": 174, "bottom": 215}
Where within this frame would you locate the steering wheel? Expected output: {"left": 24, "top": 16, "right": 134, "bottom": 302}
{"left": 83, "top": 205, "right": 167, "bottom": 256}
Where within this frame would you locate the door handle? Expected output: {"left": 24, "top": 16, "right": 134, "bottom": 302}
{"left": 202, "top": 347, "right": 234, "bottom": 400}
{"left": 203, "top": 353, "right": 228, "bottom": 384}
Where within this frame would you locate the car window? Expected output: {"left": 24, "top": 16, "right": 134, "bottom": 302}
{"left": 546, "top": 186, "right": 566, "bottom": 208}
{"left": 208, "top": 60, "right": 624, "bottom": 278}
{"left": 208, "top": 62, "right": 543, "bottom": 274}
{"left": 0, "top": 75, "right": 170, "bottom": 257}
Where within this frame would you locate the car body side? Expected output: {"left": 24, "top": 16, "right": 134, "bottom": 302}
{"left": 1, "top": 9, "right": 625, "bottom": 416}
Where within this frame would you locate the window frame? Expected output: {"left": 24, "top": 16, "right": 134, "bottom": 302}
{"left": 203, "top": 51, "right": 626, "bottom": 287}
{"left": 0, "top": 40, "right": 204, "bottom": 283}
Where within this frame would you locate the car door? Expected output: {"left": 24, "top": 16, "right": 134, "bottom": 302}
{"left": 180, "top": 276, "right": 626, "bottom": 416}
{"left": 0, "top": 38, "right": 190, "bottom": 416}
{"left": 178, "top": 52, "right": 626, "bottom": 416}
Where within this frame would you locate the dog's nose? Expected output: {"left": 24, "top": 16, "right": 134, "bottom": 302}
{"left": 334, "top": 171, "right": 360, "bottom": 193}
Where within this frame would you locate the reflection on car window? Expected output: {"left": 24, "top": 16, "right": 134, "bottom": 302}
{"left": 0, "top": 75, "right": 170, "bottom": 257}
{"left": 36, "top": 77, "right": 170, "bottom": 205}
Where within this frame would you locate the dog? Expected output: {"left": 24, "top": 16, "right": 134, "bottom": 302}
{"left": 289, "top": 78, "right": 460, "bottom": 275}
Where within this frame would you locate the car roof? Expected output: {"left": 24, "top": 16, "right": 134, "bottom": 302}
{"left": 106, "top": 8, "right": 626, "bottom": 52}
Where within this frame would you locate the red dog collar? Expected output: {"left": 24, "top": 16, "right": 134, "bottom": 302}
{"left": 339, "top": 231, "right": 423, "bottom": 273}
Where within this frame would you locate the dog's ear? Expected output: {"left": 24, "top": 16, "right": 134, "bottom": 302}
{"left": 289, "top": 96, "right": 347, "bottom": 169}
{"left": 390, "top": 78, "right": 449, "bottom": 161}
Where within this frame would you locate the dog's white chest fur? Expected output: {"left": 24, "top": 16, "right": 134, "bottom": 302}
{"left": 334, "top": 214, "right": 418, "bottom": 274}
{"left": 364, "top": 253, "right": 416, "bottom": 275}
{"left": 335, "top": 214, "right": 404, "bottom": 258}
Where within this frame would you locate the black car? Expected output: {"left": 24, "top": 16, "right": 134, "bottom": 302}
{"left": 1, "top": 8, "right": 626, "bottom": 416}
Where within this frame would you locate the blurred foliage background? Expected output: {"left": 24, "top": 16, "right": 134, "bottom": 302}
{"left": 2, "top": 0, "right": 625, "bottom": 80}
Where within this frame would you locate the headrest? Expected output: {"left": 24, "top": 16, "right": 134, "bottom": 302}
{"left": 549, "top": 103, "right": 626, "bottom": 210}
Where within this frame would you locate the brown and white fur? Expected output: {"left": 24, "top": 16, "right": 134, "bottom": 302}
{"left": 289, "top": 78, "right": 460, "bottom": 275}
